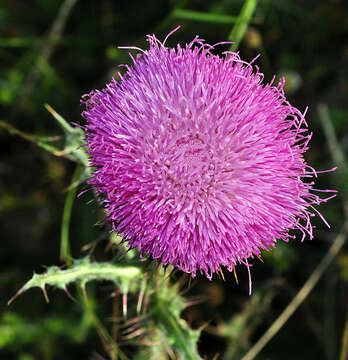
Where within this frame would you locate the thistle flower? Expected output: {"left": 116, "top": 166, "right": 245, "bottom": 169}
{"left": 82, "top": 28, "right": 336, "bottom": 289}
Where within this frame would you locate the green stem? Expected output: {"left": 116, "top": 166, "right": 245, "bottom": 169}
{"left": 60, "top": 164, "right": 83, "bottom": 265}
{"left": 228, "top": 0, "right": 259, "bottom": 51}
{"left": 172, "top": 9, "right": 238, "bottom": 24}
{"left": 154, "top": 302, "right": 201, "bottom": 360}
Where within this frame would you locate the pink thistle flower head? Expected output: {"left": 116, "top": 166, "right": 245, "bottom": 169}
{"left": 82, "top": 28, "right": 336, "bottom": 288}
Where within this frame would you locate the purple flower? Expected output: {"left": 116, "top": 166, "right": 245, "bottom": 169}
{"left": 82, "top": 28, "right": 336, "bottom": 287}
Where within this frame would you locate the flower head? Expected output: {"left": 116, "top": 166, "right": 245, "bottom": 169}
{"left": 82, "top": 28, "right": 335, "bottom": 286}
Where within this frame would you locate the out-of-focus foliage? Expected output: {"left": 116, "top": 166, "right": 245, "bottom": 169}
{"left": 1, "top": 0, "right": 347, "bottom": 359}
{"left": 0, "top": 311, "right": 90, "bottom": 350}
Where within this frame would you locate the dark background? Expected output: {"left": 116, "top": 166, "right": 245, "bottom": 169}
{"left": 0, "top": 0, "right": 347, "bottom": 359}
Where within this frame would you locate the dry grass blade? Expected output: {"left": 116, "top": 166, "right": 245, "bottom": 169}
{"left": 241, "top": 221, "right": 347, "bottom": 360}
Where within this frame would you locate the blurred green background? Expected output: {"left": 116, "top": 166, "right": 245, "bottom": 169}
{"left": 0, "top": 0, "right": 347, "bottom": 359}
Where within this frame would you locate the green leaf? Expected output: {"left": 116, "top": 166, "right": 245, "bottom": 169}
{"left": 8, "top": 258, "right": 143, "bottom": 305}
{"left": 0, "top": 105, "right": 90, "bottom": 171}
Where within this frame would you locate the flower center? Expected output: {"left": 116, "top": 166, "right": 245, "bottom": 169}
{"left": 159, "top": 131, "right": 218, "bottom": 198}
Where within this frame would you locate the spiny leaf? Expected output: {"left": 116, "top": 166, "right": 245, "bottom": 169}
{"left": 151, "top": 278, "right": 202, "bottom": 360}
{"left": 44, "top": 104, "right": 90, "bottom": 167}
{"left": 0, "top": 120, "right": 62, "bottom": 154}
{"left": 8, "top": 258, "right": 143, "bottom": 305}
{"left": 0, "top": 105, "right": 90, "bottom": 171}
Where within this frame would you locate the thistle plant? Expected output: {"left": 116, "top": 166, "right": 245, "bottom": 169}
{"left": 7, "top": 3, "right": 343, "bottom": 359}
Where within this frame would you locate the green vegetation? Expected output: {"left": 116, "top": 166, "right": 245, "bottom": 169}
{"left": 1, "top": 0, "right": 347, "bottom": 359}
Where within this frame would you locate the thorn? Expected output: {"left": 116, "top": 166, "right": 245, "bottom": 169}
{"left": 163, "top": 264, "right": 168, "bottom": 275}
{"left": 42, "top": 286, "right": 50, "bottom": 303}
{"left": 257, "top": 255, "right": 264, "bottom": 263}
{"left": 81, "top": 243, "right": 92, "bottom": 251}
{"left": 82, "top": 285, "right": 88, "bottom": 304}
{"left": 198, "top": 321, "right": 210, "bottom": 332}
{"left": 245, "top": 259, "right": 252, "bottom": 296}
{"left": 88, "top": 198, "right": 96, "bottom": 206}
{"left": 187, "top": 275, "right": 192, "bottom": 289}
{"left": 122, "top": 292, "right": 127, "bottom": 318}
{"left": 135, "top": 340, "right": 162, "bottom": 347}
{"left": 120, "top": 328, "right": 144, "bottom": 340}
{"left": 167, "top": 345, "right": 177, "bottom": 360}
{"left": 185, "top": 296, "right": 205, "bottom": 308}
{"left": 125, "top": 246, "right": 133, "bottom": 253}
{"left": 137, "top": 288, "right": 144, "bottom": 314}
{"left": 64, "top": 287, "right": 77, "bottom": 303}
{"left": 219, "top": 268, "right": 225, "bottom": 282}
{"left": 144, "top": 258, "right": 153, "bottom": 272}
{"left": 176, "top": 274, "right": 187, "bottom": 289}
{"left": 121, "top": 315, "right": 143, "bottom": 328}
{"left": 180, "top": 276, "right": 197, "bottom": 296}
{"left": 168, "top": 267, "right": 177, "bottom": 279}
{"left": 104, "top": 241, "right": 113, "bottom": 253}
{"left": 44, "top": 103, "right": 56, "bottom": 116}
{"left": 121, "top": 322, "right": 141, "bottom": 336}
{"left": 143, "top": 294, "right": 149, "bottom": 314}
{"left": 59, "top": 263, "right": 68, "bottom": 270}
{"left": 7, "top": 290, "right": 22, "bottom": 306}
{"left": 212, "top": 353, "right": 221, "bottom": 360}
{"left": 233, "top": 266, "right": 239, "bottom": 285}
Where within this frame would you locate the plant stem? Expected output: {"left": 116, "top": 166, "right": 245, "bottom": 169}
{"left": 228, "top": 0, "right": 259, "bottom": 51}
{"left": 60, "top": 164, "right": 83, "bottom": 265}
{"left": 172, "top": 9, "right": 238, "bottom": 24}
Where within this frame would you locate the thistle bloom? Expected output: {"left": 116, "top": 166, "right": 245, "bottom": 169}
{"left": 82, "top": 28, "right": 335, "bottom": 288}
